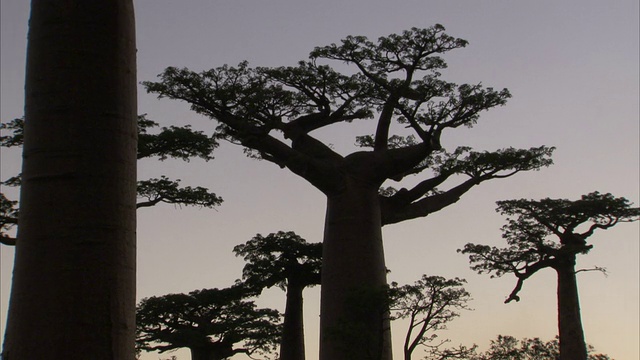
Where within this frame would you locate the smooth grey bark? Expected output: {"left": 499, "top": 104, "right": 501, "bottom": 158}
{"left": 1, "top": 1, "right": 137, "bottom": 359}
{"left": 556, "top": 258, "right": 588, "bottom": 360}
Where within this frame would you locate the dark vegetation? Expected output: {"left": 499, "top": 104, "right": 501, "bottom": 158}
{"left": 1, "top": 19, "right": 635, "bottom": 359}
{"left": 389, "top": 276, "right": 474, "bottom": 360}
{"left": 467, "top": 335, "right": 612, "bottom": 360}
{"left": 460, "top": 193, "right": 639, "bottom": 360}
{"left": 136, "top": 285, "right": 281, "bottom": 360}
{"left": 233, "top": 231, "right": 322, "bottom": 360}
{"left": 143, "top": 24, "right": 554, "bottom": 360}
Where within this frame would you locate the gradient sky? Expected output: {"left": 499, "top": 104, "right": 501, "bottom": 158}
{"left": 1, "top": 1, "right": 638, "bottom": 359}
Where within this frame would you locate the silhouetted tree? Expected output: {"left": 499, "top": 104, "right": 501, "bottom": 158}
{"left": 1, "top": 1, "right": 138, "bottom": 358}
{"left": 460, "top": 192, "right": 639, "bottom": 360}
{"left": 0, "top": 115, "right": 222, "bottom": 246}
{"left": 389, "top": 275, "right": 475, "bottom": 360}
{"left": 144, "top": 25, "right": 554, "bottom": 360}
{"left": 467, "top": 335, "right": 612, "bottom": 360}
{"left": 136, "top": 285, "right": 281, "bottom": 360}
{"left": 0, "top": 192, "right": 18, "bottom": 245}
{"left": 233, "top": 231, "right": 322, "bottom": 360}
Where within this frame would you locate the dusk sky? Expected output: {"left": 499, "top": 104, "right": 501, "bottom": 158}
{"left": 1, "top": 1, "right": 638, "bottom": 359}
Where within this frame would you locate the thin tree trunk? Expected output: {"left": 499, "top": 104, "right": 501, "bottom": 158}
{"left": 280, "top": 283, "right": 306, "bottom": 360}
{"left": 556, "top": 258, "right": 588, "bottom": 360}
{"left": 2, "top": 1, "right": 137, "bottom": 359}
{"left": 319, "top": 184, "right": 392, "bottom": 360}
{"left": 190, "top": 347, "right": 218, "bottom": 360}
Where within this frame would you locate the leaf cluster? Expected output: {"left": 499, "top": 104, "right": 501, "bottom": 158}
{"left": 0, "top": 192, "right": 18, "bottom": 245}
{"left": 467, "top": 335, "right": 612, "bottom": 360}
{"left": 137, "top": 114, "right": 218, "bottom": 161}
{"left": 233, "top": 231, "right": 322, "bottom": 292}
{"left": 136, "top": 285, "right": 281, "bottom": 357}
{"left": 136, "top": 176, "right": 222, "bottom": 209}
{"left": 0, "top": 118, "right": 24, "bottom": 147}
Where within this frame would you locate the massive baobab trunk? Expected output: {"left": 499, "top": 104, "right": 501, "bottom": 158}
{"left": 1, "top": 1, "right": 137, "bottom": 359}
{"left": 556, "top": 257, "right": 588, "bottom": 360}
{"left": 320, "top": 182, "right": 392, "bottom": 360}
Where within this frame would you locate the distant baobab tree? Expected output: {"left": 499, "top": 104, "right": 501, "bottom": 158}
{"left": 234, "top": 231, "right": 322, "bottom": 360}
{"left": 460, "top": 192, "right": 639, "bottom": 360}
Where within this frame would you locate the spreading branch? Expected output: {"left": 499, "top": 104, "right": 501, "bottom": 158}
{"left": 460, "top": 192, "right": 639, "bottom": 303}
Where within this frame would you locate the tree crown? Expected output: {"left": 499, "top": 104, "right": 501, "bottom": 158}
{"left": 233, "top": 231, "right": 322, "bottom": 292}
{"left": 136, "top": 285, "right": 281, "bottom": 357}
{"left": 459, "top": 192, "right": 639, "bottom": 302}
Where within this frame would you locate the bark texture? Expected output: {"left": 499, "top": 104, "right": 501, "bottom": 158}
{"left": 556, "top": 258, "right": 588, "bottom": 360}
{"left": 320, "top": 182, "right": 392, "bottom": 360}
{"left": 1, "top": 1, "right": 137, "bottom": 359}
{"left": 280, "top": 284, "right": 306, "bottom": 360}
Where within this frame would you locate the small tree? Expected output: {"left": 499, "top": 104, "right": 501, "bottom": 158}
{"left": 136, "top": 285, "right": 281, "bottom": 360}
{"left": 460, "top": 192, "right": 639, "bottom": 360}
{"left": 468, "top": 335, "right": 612, "bottom": 360}
{"left": 144, "top": 25, "right": 554, "bottom": 360}
{"left": 233, "top": 231, "right": 321, "bottom": 360}
{"left": 389, "top": 275, "right": 475, "bottom": 360}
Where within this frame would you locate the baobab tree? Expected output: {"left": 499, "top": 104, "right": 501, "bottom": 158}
{"left": 136, "top": 285, "right": 281, "bottom": 360}
{"left": 234, "top": 231, "right": 322, "bottom": 360}
{"left": 460, "top": 192, "right": 639, "bottom": 360}
{"left": 144, "top": 25, "right": 554, "bottom": 360}
{"left": 2, "top": 1, "right": 138, "bottom": 359}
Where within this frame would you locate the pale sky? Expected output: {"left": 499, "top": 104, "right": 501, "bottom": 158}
{"left": 1, "top": 1, "right": 639, "bottom": 359}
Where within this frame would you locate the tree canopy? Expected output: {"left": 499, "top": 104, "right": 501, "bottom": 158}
{"left": 389, "top": 275, "right": 474, "bottom": 360}
{"left": 136, "top": 285, "right": 281, "bottom": 360}
{"left": 233, "top": 231, "right": 322, "bottom": 360}
{"left": 459, "top": 192, "right": 638, "bottom": 360}
{"left": 467, "top": 335, "right": 612, "bottom": 360}
{"left": 143, "top": 25, "right": 553, "bottom": 208}
{"left": 460, "top": 192, "right": 640, "bottom": 303}
{"left": 233, "top": 231, "right": 322, "bottom": 292}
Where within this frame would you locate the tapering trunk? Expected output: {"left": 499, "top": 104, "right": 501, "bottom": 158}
{"left": 280, "top": 283, "right": 306, "bottom": 360}
{"left": 319, "top": 183, "right": 392, "bottom": 360}
{"left": 190, "top": 347, "right": 219, "bottom": 360}
{"left": 556, "top": 258, "right": 588, "bottom": 360}
{"left": 2, "top": 1, "right": 137, "bottom": 359}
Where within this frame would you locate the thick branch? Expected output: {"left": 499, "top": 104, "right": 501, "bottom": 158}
{"left": 505, "top": 258, "right": 556, "bottom": 303}
{"left": 374, "top": 95, "right": 399, "bottom": 151}
{"left": 377, "top": 142, "right": 435, "bottom": 181}
{"left": 0, "top": 234, "right": 16, "bottom": 246}
{"left": 382, "top": 177, "right": 477, "bottom": 225}
{"left": 384, "top": 171, "right": 452, "bottom": 206}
